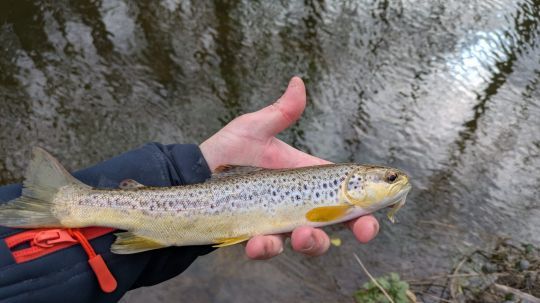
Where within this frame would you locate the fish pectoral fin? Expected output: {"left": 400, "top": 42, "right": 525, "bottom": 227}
{"left": 119, "top": 179, "right": 145, "bottom": 189}
{"left": 111, "top": 232, "right": 166, "bottom": 254}
{"left": 212, "top": 235, "right": 250, "bottom": 248}
{"left": 305, "top": 205, "right": 353, "bottom": 222}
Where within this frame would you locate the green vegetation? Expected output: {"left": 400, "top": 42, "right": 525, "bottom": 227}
{"left": 354, "top": 273, "right": 413, "bottom": 303}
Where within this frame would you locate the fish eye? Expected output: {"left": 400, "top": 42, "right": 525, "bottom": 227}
{"left": 385, "top": 172, "right": 398, "bottom": 183}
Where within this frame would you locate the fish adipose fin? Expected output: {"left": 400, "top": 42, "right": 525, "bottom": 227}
{"left": 111, "top": 232, "right": 166, "bottom": 254}
{"left": 305, "top": 205, "right": 352, "bottom": 222}
{"left": 0, "top": 147, "right": 90, "bottom": 228}
{"left": 119, "top": 179, "right": 145, "bottom": 189}
{"left": 212, "top": 235, "right": 250, "bottom": 247}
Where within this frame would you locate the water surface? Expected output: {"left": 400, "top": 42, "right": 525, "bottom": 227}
{"left": 1, "top": 1, "right": 539, "bottom": 302}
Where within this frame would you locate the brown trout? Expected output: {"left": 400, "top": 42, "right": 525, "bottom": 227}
{"left": 0, "top": 148, "right": 411, "bottom": 254}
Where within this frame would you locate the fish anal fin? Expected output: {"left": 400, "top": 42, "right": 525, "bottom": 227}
{"left": 305, "top": 205, "right": 352, "bottom": 222}
{"left": 212, "top": 235, "right": 250, "bottom": 248}
{"left": 119, "top": 179, "right": 145, "bottom": 189}
{"left": 111, "top": 232, "right": 166, "bottom": 254}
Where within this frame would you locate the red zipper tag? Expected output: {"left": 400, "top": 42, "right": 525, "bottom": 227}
{"left": 67, "top": 229, "right": 118, "bottom": 293}
{"left": 88, "top": 254, "right": 118, "bottom": 293}
{"left": 4, "top": 227, "right": 117, "bottom": 293}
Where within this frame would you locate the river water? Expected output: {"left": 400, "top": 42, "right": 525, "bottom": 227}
{"left": 1, "top": 1, "right": 539, "bottom": 302}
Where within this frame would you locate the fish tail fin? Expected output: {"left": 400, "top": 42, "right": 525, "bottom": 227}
{"left": 0, "top": 147, "right": 89, "bottom": 228}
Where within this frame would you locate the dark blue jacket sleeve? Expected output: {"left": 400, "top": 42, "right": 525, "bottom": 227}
{"left": 0, "top": 143, "right": 214, "bottom": 303}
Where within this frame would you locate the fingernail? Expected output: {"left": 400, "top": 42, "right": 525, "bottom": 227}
{"left": 288, "top": 77, "right": 299, "bottom": 88}
{"left": 373, "top": 221, "right": 379, "bottom": 235}
{"left": 264, "top": 241, "right": 274, "bottom": 259}
{"left": 301, "top": 236, "right": 315, "bottom": 252}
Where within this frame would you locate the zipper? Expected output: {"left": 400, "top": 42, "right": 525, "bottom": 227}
{"left": 4, "top": 227, "right": 118, "bottom": 293}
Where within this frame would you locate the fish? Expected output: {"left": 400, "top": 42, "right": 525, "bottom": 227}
{"left": 0, "top": 147, "right": 411, "bottom": 254}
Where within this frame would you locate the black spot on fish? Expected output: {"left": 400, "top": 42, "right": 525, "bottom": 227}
{"left": 330, "top": 192, "right": 334, "bottom": 197}
{"left": 296, "top": 195, "right": 301, "bottom": 200}
{"left": 150, "top": 205, "right": 155, "bottom": 211}
{"left": 211, "top": 204, "right": 214, "bottom": 209}
{"left": 272, "top": 191, "right": 276, "bottom": 196}
{"left": 249, "top": 195, "right": 252, "bottom": 200}
{"left": 316, "top": 192, "right": 320, "bottom": 198}
{"left": 333, "top": 179, "right": 338, "bottom": 185}
{"left": 303, "top": 184, "right": 308, "bottom": 190}
{"left": 285, "top": 191, "right": 290, "bottom": 196}
{"left": 323, "top": 183, "right": 327, "bottom": 188}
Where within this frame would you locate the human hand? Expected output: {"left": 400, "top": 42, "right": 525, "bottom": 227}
{"left": 199, "top": 77, "right": 379, "bottom": 260}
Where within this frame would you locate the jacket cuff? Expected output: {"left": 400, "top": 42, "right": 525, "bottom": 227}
{"left": 156, "top": 143, "right": 212, "bottom": 185}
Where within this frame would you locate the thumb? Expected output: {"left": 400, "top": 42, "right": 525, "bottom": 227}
{"left": 249, "top": 76, "right": 307, "bottom": 137}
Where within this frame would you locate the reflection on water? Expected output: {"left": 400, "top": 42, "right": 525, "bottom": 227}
{"left": 1, "top": 0, "right": 539, "bottom": 302}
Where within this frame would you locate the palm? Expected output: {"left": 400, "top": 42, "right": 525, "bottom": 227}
{"left": 200, "top": 77, "right": 378, "bottom": 260}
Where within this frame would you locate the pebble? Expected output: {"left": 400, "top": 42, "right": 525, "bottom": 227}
{"left": 519, "top": 259, "right": 530, "bottom": 271}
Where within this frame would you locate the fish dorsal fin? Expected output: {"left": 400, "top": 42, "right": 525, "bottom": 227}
{"left": 119, "top": 179, "right": 145, "bottom": 189}
{"left": 211, "top": 165, "right": 266, "bottom": 180}
{"left": 111, "top": 232, "right": 166, "bottom": 254}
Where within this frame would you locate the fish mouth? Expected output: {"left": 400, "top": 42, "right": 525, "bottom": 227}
{"left": 385, "top": 184, "right": 411, "bottom": 223}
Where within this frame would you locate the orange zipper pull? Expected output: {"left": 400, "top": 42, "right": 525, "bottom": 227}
{"left": 67, "top": 229, "right": 118, "bottom": 293}
{"left": 88, "top": 254, "right": 118, "bottom": 293}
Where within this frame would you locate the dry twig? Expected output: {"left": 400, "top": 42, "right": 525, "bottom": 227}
{"left": 449, "top": 256, "right": 468, "bottom": 299}
{"left": 492, "top": 283, "right": 540, "bottom": 303}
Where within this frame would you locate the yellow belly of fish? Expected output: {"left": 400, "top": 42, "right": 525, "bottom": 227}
{"left": 62, "top": 203, "right": 316, "bottom": 246}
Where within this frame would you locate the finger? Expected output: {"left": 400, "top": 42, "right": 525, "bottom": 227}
{"left": 291, "top": 226, "right": 330, "bottom": 256}
{"left": 258, "top": 138, "right": 332, "bottom": 168}
{"left": 249, "top": 76, "right": 307, "bottom": 137}
{"left": 346, "top": 215, "right": 379, "bottom": 243}
{"left": 245, "top": 234, "right": 285, "bottom": 260}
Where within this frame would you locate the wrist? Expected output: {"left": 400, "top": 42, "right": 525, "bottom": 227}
{"left": 199, "top": 139, "right": 219, "bottom": 171}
